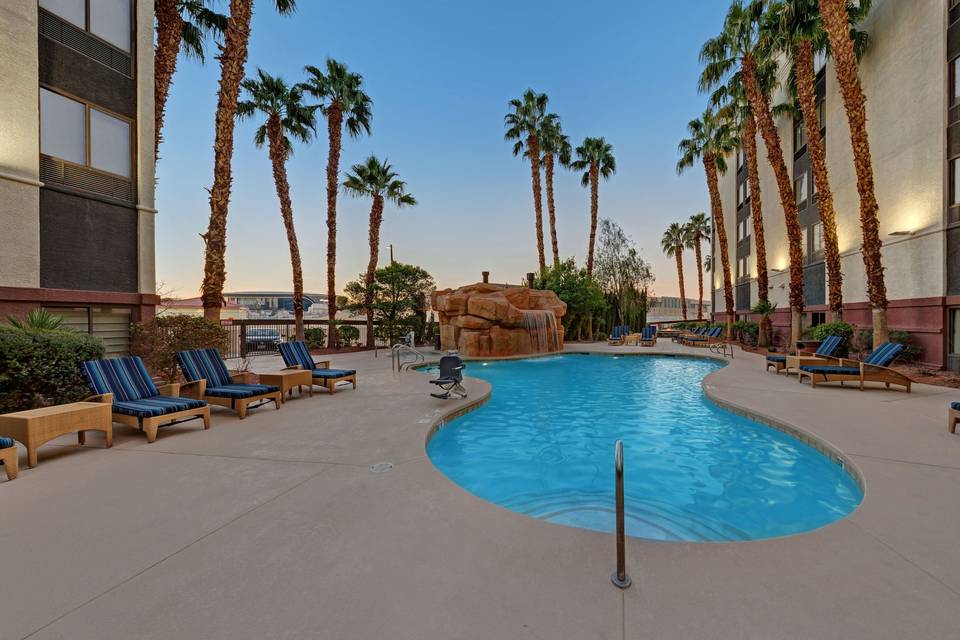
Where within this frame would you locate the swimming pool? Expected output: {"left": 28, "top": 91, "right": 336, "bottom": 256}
{"left": 426, "top": 354, "right": 862, "bottom": 542}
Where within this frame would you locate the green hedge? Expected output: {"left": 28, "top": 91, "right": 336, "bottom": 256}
{"left": 0, "top": 325, "right": 105, "bottom": 413}
{"left": 130, "top": 315, "right": 228, "bottom": 382}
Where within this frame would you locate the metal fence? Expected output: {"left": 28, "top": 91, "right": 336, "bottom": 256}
{"left": 220, "top": 319, "right": 385, "bottom": 359}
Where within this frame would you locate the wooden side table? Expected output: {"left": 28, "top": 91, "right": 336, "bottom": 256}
{"left": 0, "top": 402, "right": 113, "bottom": 468}
{"left": 258, "top": 369, "right": 314, "bottom": 402}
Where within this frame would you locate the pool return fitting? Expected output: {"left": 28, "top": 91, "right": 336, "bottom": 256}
{"left": 612, "top": 440, "right": 632, "bottom": 589}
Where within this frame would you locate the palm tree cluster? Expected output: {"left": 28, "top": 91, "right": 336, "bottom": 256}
{"left": 155, "top": 3, "right": 415, "bottom": 348}
{"left": 679, "top": 0, "right": 888, "bottom": 348}
{"left": 504, "top": 90, "right": 615, "bottom": 278}
{"left": 659, "top": 214, "right": 712, "bottom": 323}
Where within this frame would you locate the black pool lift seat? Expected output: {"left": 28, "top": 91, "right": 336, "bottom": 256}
{"left": 430, "top": 354, "right": 467, "bottom": 400}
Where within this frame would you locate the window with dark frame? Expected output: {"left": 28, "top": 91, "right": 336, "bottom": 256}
{"left": 39, "top": 0, "right": 132, "bottom": 52}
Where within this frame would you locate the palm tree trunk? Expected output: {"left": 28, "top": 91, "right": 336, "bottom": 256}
{"left": 364, "top": 195, "right": 384, "bottom": 349}
{"left": 819, "top": 0, "right": 888, "bottom": 344}
{"left": 326, "top": 100, "right": 343, "bottom": 349}
{"left": 675, "top": 249, "right": 687, "bottom": 321}
{"left": 527, "top": 134, "right": 546, "bottom": 274}
{"left": 796, "top": 39, "right": 843, "bottom": 321}
{"left": 704, "top": 155, "right": 734, "bottom": 339}
{"left": 266, "top": 116, "right": 304, "bottom": 341}
{"left": 154, "top": 0, "right": 183, "bottom": 160}
{"left": 201, "top": 0, "right": 252, "bottom": 324}
{"left": 586, "top": 163, "right": 599, "bottom": 275}
{"left": 743, "top": 113, "right": 770, "bottom": 347}
{"left": 742, "top": 54, "right": 804, "bottom": 347}
{"left": 544, "top": 153, "right": 560, "bottom": 268}
{"left": 694, "top": 231, "right": 704, "bottom": 321}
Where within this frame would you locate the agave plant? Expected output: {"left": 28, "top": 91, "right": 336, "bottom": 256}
{"left": 7, "top": 309, "right": 64, "bottom": 331}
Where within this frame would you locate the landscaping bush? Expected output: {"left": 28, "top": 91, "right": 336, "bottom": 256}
{"left": 731, "top": 320, "right": 759, "bottom": 344}
{"left": 0, "top": 325, "right": 105, "bottom": 413}
{"left": 853, "top": 327, "right": 922, "bottom": 363}
{"left": 303, "top": 326, "right": 326, "bottom": 350}
{"left": 338, "top": 325, "right": 360, "bottom": 347}
{"left": 130, "top": 315, "right": 228, "bottom": 382}
{"left": 811, "top": 321, "right": 854, "bottom": 357}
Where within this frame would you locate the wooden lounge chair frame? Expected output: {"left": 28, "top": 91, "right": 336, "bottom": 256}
{"left": 278, "top": 342, "right": 358, "bottom": 394}
{"left": 0, "top": 444, "right": 17, "bottom": 480}
{"left": 87, "top": 381, "right": 211, "bottom": 443}
{"left": 181, "top": 372, "right": 282, "bottom": 418}
{"left": 949, "top": 405, "right": 959, "bottom": 434}
{"left": 798, "top": 357, "right": 912, "bottom": 392}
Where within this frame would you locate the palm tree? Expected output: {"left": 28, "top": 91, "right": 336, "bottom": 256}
{"left": 570, "top": 137, "right": 616, "bottom": 276}
{"left": 662, "top": 223, "right": 693, "bottom": 322}
{"left": 769, "top": 0, "right": 868, "bottom": 322}
{"left": 818, "top": 0, "right": 887, "bottom": 345}
{"left": 201, "top": 0, "right": 297, "bottom": 324}
{"left": 504, "top": 89, "right": 550, "bottom": 273}
{"left": 700, "top": 0, "right": 805, "bottom": 346}
{"left": 677, "top": 108, "right": 736, "bottom": 338}
{"left": 538, "top": 115, "right": 571, "bottom": 268}
{"left": 301, "top": 59, "right": 373, "bottom": 348}
{"left": 687, "top": 213, "right": 711, "bottom": 321}
{"left": 154, "top": 0, "right": 227, "bottom": 159}
{"left": 236, "top": 69, "right": 315, "bottom": 341}
{"left": 342, "top": 157, "right": 417, "bottom": 348}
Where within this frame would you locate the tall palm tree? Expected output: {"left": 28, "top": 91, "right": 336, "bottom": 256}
{"left": 154, "top": 0, "right": 227, "bottom": 159}
{"left": 301, "top": 59, "right": 373, "bottom": 348}
{"left": 677, "top": 108, "right": 736, "bottom": 338}
{"left": 768, "top": 0, "right": 868, "bottom": 322}
{"left": 201, "top": 0, "right": 297, "bottom": 324}
{"left": 570, "top": 137, "right": 616, "bottom": 276}
{"left": 538, "top": 115, "right": 571, "bottom": 269}
{"left": 342, "top": 157, "right": 417, "bottom": 348}
{"left": 662, "top": 223, "right": 693, "bottom": 322}
{"left": 504, "top": 89, "right": 550, "bottom": 274}
{"left": 687, "top": 213, "right": 712, "bottom": 321}
{"left": 701, "top": 0, "right": 805, "bottom": 346}
{"left": 818, "top": 0, "right": 887, "bottom": 345}
{"left": 236, "top": 69, "right": 315, "bottom": 341}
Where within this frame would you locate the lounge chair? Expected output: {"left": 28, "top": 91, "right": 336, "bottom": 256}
{"left": 430, "top": 354, "right": 467, "bottom": 399}
{"left": 639, "top": 326, "right": 657, "bottom": 347}
{"left": 278, "top": 341, "right": 358, "bottom": 394}
{"left": 673, "top": 326, "right": 706, "bottom": 343}
{"left": 949, "top": 402, "right": 959, "bottom": 434}
{"left": 0, "top": 436, "right": 17, "bottom": 481}
{"left": 608, "top": 325, "right": 630, "bottom": 346}
{"left": 82, "top": 356, "right": 210, "bottom": 443}
{"left": 682, "top": 327, "right": 721, "bottom": 346}
{"left": 766, "top": 334, "right": 845, "bottom": 374}
{"left": 177, "top": 348, "right": 282, "bottom": 418}
{"left": 798, "top": 342, "right": 911, "bottom": 392}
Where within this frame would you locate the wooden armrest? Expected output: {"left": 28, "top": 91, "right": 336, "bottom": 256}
{"left": 838, "top": 358, "right": 860, "bottom": 367}
{"left": 156, "top": 382, "right": 181, "bottom": 397}
{"left": 282, "top": 364, "right": 303, "bottom": 371}
{"left": 179, "top": 379, "right": 207, "bottom": 398}
{"left": 85, "top": 392, "right": 114, "bottom": 404}
{"left": 313, "top": 359, "right": 331, "bottom": 369}
{"left": 230, "top": 371, "right": 256, "bottom": 384}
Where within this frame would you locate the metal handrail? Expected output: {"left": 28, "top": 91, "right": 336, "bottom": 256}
{"left": 611, "top": 440, "right": 632, "bottom": 589}
{"left": 392, "top": 343, "right": 426, "bottom": 372}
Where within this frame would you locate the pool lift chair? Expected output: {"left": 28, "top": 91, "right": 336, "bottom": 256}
{"left": 430, "top": 354, "right": 467, "bottom": 400}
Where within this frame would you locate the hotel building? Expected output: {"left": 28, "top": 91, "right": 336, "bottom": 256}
{"left": 0, "top": 1, "right": 156, "bottom": 355}
{"left": 714, "top": 0, "right": 960, "bottom": 370}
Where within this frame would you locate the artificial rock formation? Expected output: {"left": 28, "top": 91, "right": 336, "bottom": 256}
{"left": 432, "top": 283, "right": 566, "bottom": 357}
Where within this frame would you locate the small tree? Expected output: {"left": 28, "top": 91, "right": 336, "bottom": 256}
{"left": 344, "top": 262, "right": 435, "bottom": 346}
{"left": 131, "top": 316, "right": 228, "bottom": 382}
{"left": 533, "top": 259, "right": 607, "bottom": 341}
{"left": 594, "top": 219, "right": 654, "bottom": 328}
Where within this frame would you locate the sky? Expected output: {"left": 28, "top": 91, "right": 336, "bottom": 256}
{"left": 156, "top": 0, "right": 730, "bottom": 300}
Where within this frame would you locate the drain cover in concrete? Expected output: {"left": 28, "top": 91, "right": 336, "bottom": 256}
{"left": 369, "top": 462, "right": 394, "bottom": 473}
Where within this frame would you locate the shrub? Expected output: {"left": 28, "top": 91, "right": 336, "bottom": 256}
{"left": 731, "top": 320, "right": 759, "bottom": 343}
{"left": 0, "top": 325, "right": 105, "bottom": 413}
{"left": 853, "top": 327, "right": 922, "bottom": 363}
{"left": 338, "top": 325, "right": 360, "bottom": 347}
{"left": 130, "top": 315, "right": 228, "bottom": 382}
{"left": 303, "top": 327, "right": 326, "bottom": 350}
{"left": 811, "top": 321, "right": 854, "bottom": 343}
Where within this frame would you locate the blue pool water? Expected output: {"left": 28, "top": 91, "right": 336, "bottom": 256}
{"left": 426, "top": 354, "right": 862, "bottom": 542}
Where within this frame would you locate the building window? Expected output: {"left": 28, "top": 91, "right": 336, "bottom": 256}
{"left": 951, "top": 308, "right": 960, "bottom": 355}
{"left": 952, "top": 57, "right": 960, "bottom": 106}
{"left": 794, "top": 119, "right": 807, "bottom": 153}
{"left": 814, "top": 50, "right": 827, "bottom": 75}
{"left": 795, "top": 172, "right": 808, "bottom": 207}
{"left": 40, "top": 87, "right": 133, "bottom": 179}
{"left": 40, "top": 0, "right": 132, "bottom": 52}
{"left": 801, "top": 226, "right": 808, "bottom": 258}
{"left": 811, "top": 312, "right": 826, "bottom": 327}
{"left": 810, "top": 222, "right": 823, "bottom": 256}
{"left": 817, "top": 100, "right": 826, "bottom": 130}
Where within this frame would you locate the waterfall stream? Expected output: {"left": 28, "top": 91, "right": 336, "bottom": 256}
{"left": 521, "top": 310, "right": 560, "bottom": 353}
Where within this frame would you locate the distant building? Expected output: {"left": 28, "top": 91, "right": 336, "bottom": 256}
{"left": 224, "top": 291, "right": 327, "bottom": 317}
{"left": 648, "top": 297, "right": 711, "bottom": 324}
{"left": 161, "top": 297, "right": 247, "bottom": 320}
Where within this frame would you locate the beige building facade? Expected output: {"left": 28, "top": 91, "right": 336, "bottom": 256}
{"left": 713, "top": 0, "right": 960, "bottom": 370}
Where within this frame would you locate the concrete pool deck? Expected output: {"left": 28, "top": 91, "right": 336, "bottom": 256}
{"left": 1, "top": 342, "right": 958, "bottom": 639}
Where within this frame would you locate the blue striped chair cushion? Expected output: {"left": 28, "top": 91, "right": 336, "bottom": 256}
{"left": 113, "top": 396, "right": 206, "bottom": 418}
{"left": 0, "top": 436, "right": 14, "bottom": 449}
{"left": 278, "top": 341, "right": 315, "bottom": 370}
{"left": 951, "top": 402, "right": 960, "bottom": 411}
{"left": 311, "top": 368, "right": 356, "bottom": 379}
{"left": 205, "top": 383, "right": 279, "bottom": 399}
{"left": 800, "top": 365, "right": 861, "bottom": 376}
{"left": 816, "top": 335, "right": 843, "bottom": 357}
{"left": 766, "top": 355, "right": 786, "bottom": 363}
{"left": 177, "top": 348, "right": 233, "bottom": 387}
{"left": 864, "top": 342, "right": 904, "bottom": 367}
{"left": 82, "top": 356, "right": 159, "bottom": 401}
